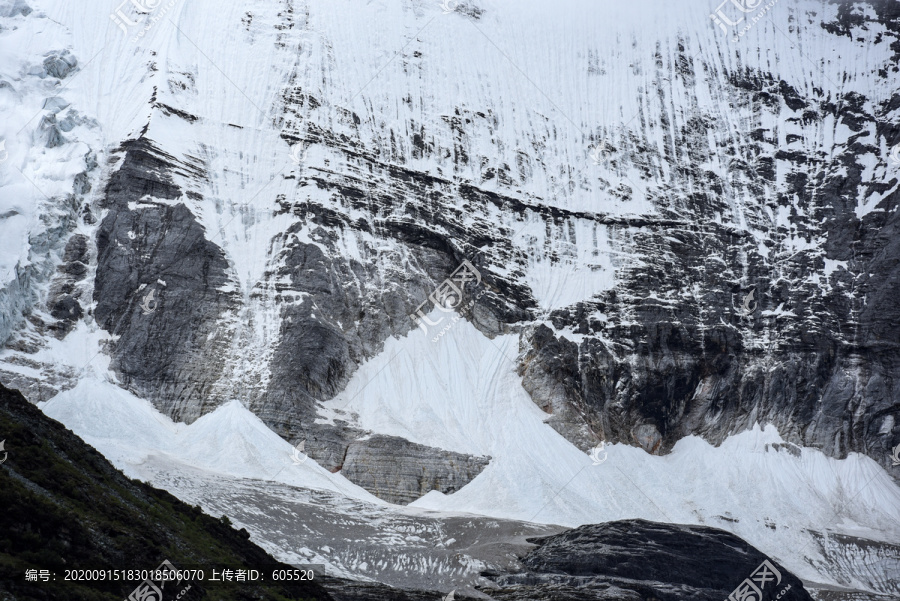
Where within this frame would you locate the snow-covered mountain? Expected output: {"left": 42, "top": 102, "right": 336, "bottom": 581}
{"left": 2, "top": 0, "right": 900, "bottom": 597}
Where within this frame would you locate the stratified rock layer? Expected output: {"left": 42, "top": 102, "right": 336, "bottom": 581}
{"left": 341, "top": 434, "right": 490, "bottom": 505}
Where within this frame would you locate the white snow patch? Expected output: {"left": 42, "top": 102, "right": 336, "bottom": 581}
{"left": 322, "top": 317, "right": 900, "bottom": 588}
{"left": 824, "top": 258, "right": 848, "bottom": 277}
{"left": 41, "top": 379, "right": 383, "bottom": 504}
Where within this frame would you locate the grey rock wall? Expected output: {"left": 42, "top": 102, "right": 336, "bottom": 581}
{"left": 92, "top": 138, "right": 240, "bottom": 421}
{"left": 340, "top": 435, "right": 490, "bottom": 505}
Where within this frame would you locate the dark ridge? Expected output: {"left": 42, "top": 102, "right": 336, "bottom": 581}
{"left": 481, "top": 520, "right": 815, "bottom": 601}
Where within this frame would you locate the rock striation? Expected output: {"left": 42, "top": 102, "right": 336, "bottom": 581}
{"left": 340, "top": 434, "right": 490, "bottom": 504}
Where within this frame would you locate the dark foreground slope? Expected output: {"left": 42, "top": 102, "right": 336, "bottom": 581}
{"left": 481, "top": 520, "right": 814, "bottom": 601}
{"left": 0, "top": 380, "right": 331, "bottom": 601}
{"left": 0, "top": 381, "right": 449, "bottom": 601}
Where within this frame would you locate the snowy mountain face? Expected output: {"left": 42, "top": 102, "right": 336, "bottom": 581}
{"left": 2, "top": 0, "right": 900, "bottom": 596}
{"left": 5, "top": 0, "right": 898, "bottom": 474}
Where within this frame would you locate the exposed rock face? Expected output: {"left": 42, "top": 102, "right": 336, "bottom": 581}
{"left": 482, "top": 520, "right": 814, "bottom": 601}
{"left": 92, "top": 138, "right": 240, "bottom": 421}
{"left": 3, "top": 0, "right": 900, "bottom": 509}
{"left": 513, "top": 4, "right": 900, "bottom": 473}
{"left": 46, "top": 233, "right": 89, "bottom": 335}
{"left": 340, "top": 435, "right": 490, "bottom": 504}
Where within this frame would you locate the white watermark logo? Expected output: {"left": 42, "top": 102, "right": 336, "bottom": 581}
{"left": 110, "top": 0, "right": 159, "bottom": 33}
{"left": 891, "top": 443, "right": 900, "bottom": 467}
{"left": 110, "top": 0, "right": 178, "bottom": 43}
{"left": 289, "top": 143, "right": 308, "bottom": 166}
{"left": 410, "top": 259, "right": 485, "bottom": 342}
{"left": 125, "top": 559, "right": 192, "bottom": 601}
{"left": 290, "top": 440, "right": 308, "bottom": 464}
{"left": 710, "top": 0, "right": 779, "bottom": 43}
{"left": 438, "top": 0, "right": 457, "bottom": 14}
{"left": 588, "top": 145, "right": 605, "bottom": 166}
{"left": 740, "top": 288, "right": 757, "bottom": 317}
{"left": 588, "top": 441, "right": 608, "bottom": 465}
{"left": 890, "top": 144, "right": 900, "bottom": 166}
{"left": 0, "top": 440, "right": 7, "bottom": 465}
{"left": 141, "top": 289, "right": 158, "bottom": 315}
{"left": 0, "top": 139, "right": 8, "bottom": 163}
{"left": 588, "top": 141, "right": 616, "bottom": 167}
{"left": 727, "top": 559, "right": 786, "bottom": 601}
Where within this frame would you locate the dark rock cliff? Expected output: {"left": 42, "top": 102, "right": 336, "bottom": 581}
{"left": 481, "top": 520, "right": 815, "bottom": 601}
{"left": 340, "top": 434, "right": 490, "bottom": 505}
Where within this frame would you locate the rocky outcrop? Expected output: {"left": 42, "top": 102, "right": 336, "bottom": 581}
{"left": 316, "top": 577, "right": 453, "bottom": 601}
{"left": 512, "top": 25, "right": 900, "bottom": 475}
{"left": 340, "top": 435, "right": 490, "bottom": 504}
{"left": 46, "top": 233, "right": 88, "bottom": 334}
{"left": 481, "top": 520, "right": 814, "bottom": 601}
{"left": 92, "top": 138, "right": 240, "bottom": 421}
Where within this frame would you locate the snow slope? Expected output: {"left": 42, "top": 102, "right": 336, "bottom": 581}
{"left": 41, "top": 378, "right": 383, "bottom": 503}
{"left": 321, "top": 313, "right": 900, "bottom": 590}
{"left": 41, "top": 316, "right": 900, "bottom": 592}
